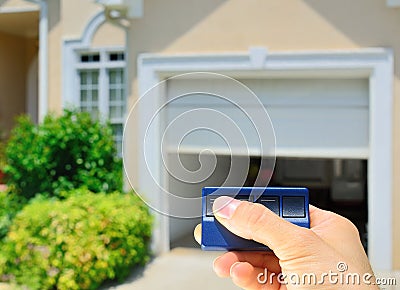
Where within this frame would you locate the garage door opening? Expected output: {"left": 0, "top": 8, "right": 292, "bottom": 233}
{"left": 264, "top": 157, "right": 368, "bottom": 252}
{"left": 166, "top": 76, "right": 370, "bottom": 250}
{"left": 169, "top": 154, "right": 368, "bottom": 253}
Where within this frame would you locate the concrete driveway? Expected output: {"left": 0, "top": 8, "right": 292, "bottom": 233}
{"left": 108, "top": 248, "right": 240, "bottom": 290}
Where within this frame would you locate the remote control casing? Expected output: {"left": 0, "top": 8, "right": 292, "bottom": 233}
{"left": 201, "top": 187, "right": 310, "bottom": 251}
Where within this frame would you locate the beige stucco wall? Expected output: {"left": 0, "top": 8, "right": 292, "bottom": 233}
{"left": 62, "top": 0, "right": 102, "bottom": 39}
{"left": 46, "top": 0, "right": 104, "bottom": 113}
{"left": 0, "top": 31, "right": 37, "bottom": 134}
{"left": 92, "top": 22, "right": 125, "bottom": 48}
{"left": 126, "top": 0, "right": 400, "bottom": 269}
{"left": 47, "top": 0, "right": 124, "bottom": 113}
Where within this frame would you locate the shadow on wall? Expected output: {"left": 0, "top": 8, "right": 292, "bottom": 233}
{"left": 129, "top": 0, "right": 226, "bottom": 54}
{"left": 48, "top": 0, "right": 61, "bottom": 31}
{"left": 304, "top": 0, "right": 400, "bottom": 270}
{"left": 0, "top": 0, "right": 60, "bottom": 34}
{"left": 304, "top": 0, "right": 400, "bottom": 78}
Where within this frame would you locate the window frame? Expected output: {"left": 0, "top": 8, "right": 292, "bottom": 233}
{"left": 74, "top": 47, "right": 127, "bottom": 155}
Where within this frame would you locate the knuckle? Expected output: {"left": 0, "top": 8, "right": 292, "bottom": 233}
{"left": 242, "top": 203, "right": 270, "bottom": 238}
{"left": 343, "top": 217, "right": 360, "bottom": 236}
{"left": 334, "top": 214, "right": 360, "bottom": 237}
{"left": 296, "top": 227, "right": 316, "bottom": 244}
{"left": 233, "top": 202, "right": 266, "bottom": 228}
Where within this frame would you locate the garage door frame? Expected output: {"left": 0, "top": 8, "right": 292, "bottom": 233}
{"left": 136, "top": 48, "right": 393, "bottom": 271}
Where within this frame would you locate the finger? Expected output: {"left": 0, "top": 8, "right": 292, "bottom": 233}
{"left": 194, "top": 223, "right": 201, "bottom": 245}
{"left": 213, "top": 251, "right": 281, "bottom": 277}
{"left": 213, "top": 196, "right": 315, "bottom": 260}
{"left": 229, "top": 261, "right": 280, "bottom": 290}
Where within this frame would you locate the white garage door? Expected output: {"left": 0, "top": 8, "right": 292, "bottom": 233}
{"left": 165, "top": 77, "right": 369, "bottom": 244}
{"left": 166, "top": 77, "right": 369, "bottom": 159}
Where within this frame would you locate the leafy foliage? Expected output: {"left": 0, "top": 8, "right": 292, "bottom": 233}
{"left": 0, "top": 127, "right": 6, "bottom": 176}
{"left": 0, "top": 189, "right": 152, "bottom": 290}
{"left": 0, "top": 188, "right": 27, "bottom": 240}
{"left": 4, "top": 110, "right": 122, "bottom": 199}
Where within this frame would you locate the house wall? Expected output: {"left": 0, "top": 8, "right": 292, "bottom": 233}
{"left": 46, "top": 0, "right": 103, "bottom": 113}
{"left": 47, "top": 0, "right": 124, "bottom": 113}
{"left": 0, "top": 31, "right": 36, "bottom": 134}
{"left": 91, "top": 22, "right": 125, "bottom": 48}
{"left": 125, "top": 0, "right": 400, "bottom": 269}
{"left": 62, "top": 0, "right": 102, "bottom": 39}
{"left": 0, "top": 0, "right": 37, "bottom": 11}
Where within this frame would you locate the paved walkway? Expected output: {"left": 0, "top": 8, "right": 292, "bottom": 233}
{"left": 108, "top": 248, "right": 240, "bottom": 290}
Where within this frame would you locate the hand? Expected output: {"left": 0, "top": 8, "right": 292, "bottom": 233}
{"left": 194, "top": 196, "right": 378, "bottom": 289}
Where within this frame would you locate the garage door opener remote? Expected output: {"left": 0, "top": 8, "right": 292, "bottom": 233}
{"left": 201, "top": 187, "right": 310, "bottom": 251}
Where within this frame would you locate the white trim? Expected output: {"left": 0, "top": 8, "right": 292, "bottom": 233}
{"left": 26, "top": 56, "right": 39, "bottom": 123}
{"left": 96, "top": 0, "right": 124, "bottom": 5}
{"left": 368, "top": 51, "right": 394, "bottom": 272}
{"left": 168, "top": 146, "right": 369, "bottom": 160}
{"left": 24, "top": 0, "right": 49, "bottom": 122}
{"left": 99, "top": 49, "right": 109, "bottom": 117}
{"left": 96, "top": 0, "right": 143, "bottom": 18}
{"left": 126, "top": 0, "right": 143, "bottom": 18}
{"left": 137, "top": 48, "right": 394, "bottom": 271}
{"left": 72, "top": 48, "right": 126, "bottom": 117}
{"left": 0, "top": 6, "right": 39, "bottom": 13}
{"left": 387, "top": 0, "right": 400, "bottom": 7}
{"left": 38, "top": 0, "right": 48, "bottom": 122}
{"left": 62, "top": 11, "right": 126, "bottom": 108}
{"left": 62, "top": 10, "right": 127, "bottom": 157}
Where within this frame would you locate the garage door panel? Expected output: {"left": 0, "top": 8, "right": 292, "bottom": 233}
{"left": 167, "top": 78, "right": 369, "bottom": 107}
{"left": 166, "top": 106, "right": 368, "bottom": 155}
{"left": 242, "top": 78, "right": 369, "bottom": 107}
{"left": 165, "top": 105, "right": 274, "bottom": 155}
{"left": 269, "top": 107, "right": 368, "bottom": 149}
{"left": 166, "top": 78, "right": 254, "bottom": 107}
{"left": 166, "top": 78, "right": 369, "bottom": 158}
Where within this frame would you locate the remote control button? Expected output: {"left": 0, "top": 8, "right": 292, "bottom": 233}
{"left": 206, "top": 195, "right": 250, "bottom": 216}
{"left": 257, "top": 196, "right": 279, "bottom": 215}
{"left": 235, "top": 195, "right": 251, "bottom": 202}
{"left": 206, "top": 195, "right": 217, "bottom": 217}
{"left": 282, "top": 196, "right": 305, "bottom": 218}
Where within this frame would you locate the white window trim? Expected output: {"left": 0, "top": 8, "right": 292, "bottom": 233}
{"left": 63, "top": 11, "right": 126, "bottom": 112}
{"left": 75, "top": 47, "right": 126, "bottom": 121}
{"left": 62, "top": 11, "right": 127, "bottom": 157}
{"left": 96, "top": 0, "right": 144, "bottom": 18}
{"left": 136, "top": 48, "right": 394, "bottom": 271}
{"left": 63, "top": 11, "right": 106, "bottom": 107}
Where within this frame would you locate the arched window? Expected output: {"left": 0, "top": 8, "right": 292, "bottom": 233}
{"left": 63, "top": 12, "right": 126, "bottom": 156}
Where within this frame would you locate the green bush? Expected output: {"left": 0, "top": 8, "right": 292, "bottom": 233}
{"left": 0, "top": 127, "right": 6, "bottom": 180}
{"left": 0, "top": 188, "right": 27, "bottom": 240}
{"left": 4, "top": 110, "right": 122, "bottom": 199}
{"left": 0, "top": 141, "right": 5, "bottom": 170}
{"left": 0, "top": 189, "right": 152, "bottom": 290}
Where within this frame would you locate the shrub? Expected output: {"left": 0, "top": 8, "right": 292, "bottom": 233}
{"left": 0, "top": 128, "right": 6, "bottom": 182}
{"left": 0, "top": 188, "right": 152, "bottom": 290}
{"left": 0, "top": 188, "right": 27, "bottom": 241}
{"left": 4, "top": 110, "right": 122, "bottom": 199}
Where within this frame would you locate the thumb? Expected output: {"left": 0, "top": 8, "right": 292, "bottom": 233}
{"left": 213, "top": 196, "right": 313, "bottom": 259}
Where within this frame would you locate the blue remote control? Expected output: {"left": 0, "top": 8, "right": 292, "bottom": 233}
{"left": 201, "top": 187, "right": 310, "bottom": 251}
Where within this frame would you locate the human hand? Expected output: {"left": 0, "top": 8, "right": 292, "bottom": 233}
{"left": 194, "top": 196, "right": 378, "bottom": 289}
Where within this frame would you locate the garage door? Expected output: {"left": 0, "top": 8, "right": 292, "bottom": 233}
{"left": 166, "top": 77, "right": 369, "bottom": 159}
